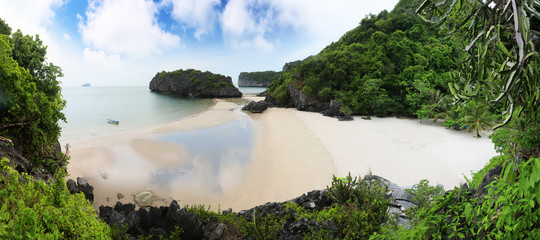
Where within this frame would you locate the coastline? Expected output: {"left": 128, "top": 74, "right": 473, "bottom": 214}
{"left": 66, "top": 97, "right": 497, "bottom": 210}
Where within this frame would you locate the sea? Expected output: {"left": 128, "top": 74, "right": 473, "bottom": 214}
{"left": 59, "top": 86, "right": 266, "bottom": 145}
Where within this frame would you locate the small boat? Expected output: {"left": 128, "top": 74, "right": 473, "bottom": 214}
{"left": 107, "top": 118, "right": 119, "bottom": 125}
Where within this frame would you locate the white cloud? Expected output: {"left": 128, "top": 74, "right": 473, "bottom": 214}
{"left": 63, "top": 33, "right": 71, "bottom": 41}
{"left": 83, "top": 48, "right": 122, "bottom": 67}
{"left": 162, "top": 0, "right": 220, "bottom": 40}
{"left": 0, "top": 0, "right": 64, "bottom": 40}
{"left": 79, "top": 0, "right": 181, "bottom": 58}
{"left": 220, "top": 0, "right": 276, "bottom": 52}
{"left": 219, "top": 0, "right": 398, "bottom": 52}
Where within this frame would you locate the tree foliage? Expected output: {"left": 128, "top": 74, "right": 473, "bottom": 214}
{"left": 0, "top": 19, "right": 66, "bottom": 174}
{"left": 267, "top": 0, "right": 465, "bottom": 117}
{"left": 416, "top": 0, "right": 540, "bottom": 128}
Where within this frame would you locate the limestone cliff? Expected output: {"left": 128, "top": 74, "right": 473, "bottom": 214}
{"left": 149, "top": 69, "right": 242, "bottom": 98}
{"left": 237, "top": 71, "right": 281, "bottom": 87}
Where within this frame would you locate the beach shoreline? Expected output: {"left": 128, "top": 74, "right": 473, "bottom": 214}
{"left": 65, "top": 97, "right": 498, "bottom": 211}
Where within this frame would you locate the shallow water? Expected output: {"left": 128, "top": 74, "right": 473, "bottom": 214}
{"left": 60, "top": 86, "right": 214, "bottom": 144}
{"left": 154, "top": 113, "right": 253, "bottom": 195}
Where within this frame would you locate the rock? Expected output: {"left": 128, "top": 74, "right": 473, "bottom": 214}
{"left": 117, "top": 193, "right": 124, "bottom": 200}
{"left": 76, "top": 177, "right": 94, "bottom": 202}
{"left": 109, "top": 211, "right": 127, "bottom": 227}
{"left": 322, "top": 100, "right": 341, "bottom": 117}
{"left": 66, "top": 179, "right": 79, "bottom": 194}
{"left": 208, "top": 223, "right": 225, "bottom": 240}
{"left": 287, "top": 84, "right": 321, "bottom": 112}
{"left": 242, "top": 100, "right": 269, "bottom": 113}
{"left": 133, "top": 190, "right": 164, "bottom": 207}
{"left": 0, "top": 141, "right": 31, "bottom": 173}
{"left": 337, "top": 115, "right": 353, "bottom": 121}
{"left": 149, "top": 69, "right": 242, "bottom": 98}
{"left": 222, "top": 208, "right": 232, "bottom": 215}
{"left": 292, "top": 190, "right": 332, "bottom": 211}
{"left": 114, "top": 202, "right": 136, "bottom": 216}
{"left": 99, "top": 206, "right": 114, "bottom": 224}
{"left": 364, "top": 175, "right": 416, "bottom": 226}
{"left": 238, "top": 71, "right": 281, "bottom": 87}
{"left": 166, "top": 200, "right": 205, "bottom": 240}
{"left": 477, "top": 164, "right": 503, "bottom": 196}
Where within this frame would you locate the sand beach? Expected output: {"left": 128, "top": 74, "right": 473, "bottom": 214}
{"left": 65, "top": 97, "right": 498, "bottom": 211}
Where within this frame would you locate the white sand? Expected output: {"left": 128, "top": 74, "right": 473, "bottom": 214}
{"left": 294, "top": 113, "right": 498, "bottom": 189}
{"left": 66, "top": 99, "right": 497, "bottom": 211}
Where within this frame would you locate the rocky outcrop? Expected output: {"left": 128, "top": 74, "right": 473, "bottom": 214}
{"left": 242, "top": 100, "right": 269, "bottom": 113}
{"left": 287, "top": 84, "right": 321, "bottom": 112}
{"left": 93, "top": 175, "right": 414, "bottom": 239}
{"left": 238, "top": 71, "right": 281, "bottom": 87}
{"left": 99, "top": 201, "right": 205, "bottom": 239}
{"left": 322, "top": 100, "right": 353, "bottom": 121}
{"left": 66, "top": 177, "right": 95, "bottom": 202}
{"left": 149, "top": 69, "right": 242, "bottom": 98}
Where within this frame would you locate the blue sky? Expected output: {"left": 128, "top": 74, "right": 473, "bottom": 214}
{"left": 0, "top": 0, "right": 398, "bottom": 87}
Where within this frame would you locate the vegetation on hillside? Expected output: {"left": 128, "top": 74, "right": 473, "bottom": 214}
{"left": 267, "top": 0, "right": 466, "bottom": 117}
{"left": 238, "top": 71, "right": 281, "bottom": 86}
{"left": 0, "top": 18, "right": 66, "bottom": 175}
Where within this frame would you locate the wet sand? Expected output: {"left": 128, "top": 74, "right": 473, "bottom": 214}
{"left": 65, "top": 98, "right": 497, "bottom": 210}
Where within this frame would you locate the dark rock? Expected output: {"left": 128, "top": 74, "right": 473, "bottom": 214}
{"left": 66, "top": 179, "right": 79, "bottom": 194}
{"left": 322, "top": 100, "right": 341, "bottom": 117}
{"left": 242, "top": 100, "right": 269, "bottom": 113}
{"left": 166, "top": 200, "right": 204, "bottom": 240}
{"left": 0, "top": 141, "right": 31, "bottom": 173}
{"left": 110, "top": 211, "right": 127, "bottom": 227}
{"left": 256, "top": 90, "right": 268, "bottom": 97}
{"left": 149, "top": 69, "right": 242, "bottom": 98}
{"left": 222, "top": 208, "right": 232, "bottom": 215}
{"left": 477, "top": 164, "right": 503, "bottom": 196}
{"left": 287, "top": 84, "right": 320, "bottom": 112}
{"left": 208, "top": 223, "right": 225, "bottom": 240}
{"left": 292, "top": 190, "right": 332, "bottom": 211}
{"left": 114, "top": 202, "right": 136, "bottom": 216}
{"left": 76, "top": 177, "right": 94, "bottom": 202}
{"left": 337, "top": 115, "right": 353, "bottom": 121}
{"left": 117, "top": 193, "right": 124, "bottom": 200}
{"left": 99, "top": 206, "right": 114, "bottom": 224}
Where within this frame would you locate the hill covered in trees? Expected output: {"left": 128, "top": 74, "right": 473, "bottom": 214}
{"left": 238, "top": 71, "right": 281, "bottom": 87}
{"left": 267, "top": 0, "right": 464, "bottom": 117}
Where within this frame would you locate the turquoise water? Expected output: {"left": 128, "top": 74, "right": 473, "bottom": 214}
{"left": 59, "top": 86, "right": 214, "bottom": 144}
{"left": 237, "top": 87, "right": 266, "bottom": 94}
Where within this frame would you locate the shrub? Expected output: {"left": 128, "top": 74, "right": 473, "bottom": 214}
{"left": 0, "top": 158, "right": 111, "bottom": 239}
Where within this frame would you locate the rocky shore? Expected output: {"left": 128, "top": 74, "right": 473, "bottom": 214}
{"left": 67, "top": 175, "right": 417, "bottom": 239}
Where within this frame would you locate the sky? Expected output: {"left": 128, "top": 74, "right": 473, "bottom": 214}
{"left": 0, "top": 0, "right": 399, "bottom": 87}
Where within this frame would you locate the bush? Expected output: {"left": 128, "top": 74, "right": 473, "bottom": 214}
{"left": 0, "top": 158, "right": 111, "bottom": 239}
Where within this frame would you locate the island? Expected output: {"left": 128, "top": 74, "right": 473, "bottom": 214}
{"left": 81, "top": 83, "right": 91, "bottom": 87}
{"left": 238, "top": 71, "right": 281, "bottom": 87}
{"left": 149, "top": 69, "right": 242, "bottom": 98}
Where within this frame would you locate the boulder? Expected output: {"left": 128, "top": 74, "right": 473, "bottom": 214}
{"left": 149, "top": 69, "right": 242, "bottom": 98}
{"left": 66, "top": 179, "right": 79, "bottom": 194}
{"left": 242, "top": 100, "right": 269, "bottom": 113}
{"left": 76, "top": 177, "right": 94, "bottom": 202}
{"left": 166, "top": 200, "right": 205, "bottom": 239}
{"left": 287, "top": 84, "right": 320, "bottom": 111}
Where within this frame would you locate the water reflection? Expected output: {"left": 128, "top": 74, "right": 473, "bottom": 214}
{"left": 154, "top": 115, "right": 253, "bottom": 195}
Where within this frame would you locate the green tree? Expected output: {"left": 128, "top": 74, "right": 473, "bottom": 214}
{"left": 0, "top": 19, "right": 66, "bottom": 174}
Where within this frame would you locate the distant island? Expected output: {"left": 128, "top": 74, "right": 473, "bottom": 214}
{"left": 81, "top": 83, "right": 91, "bottom": 87}
{"left": 238, "top": 71, "right": 281, "bottom": 87}
{"left": 149, "top": 69, "right": 242, "bottom": 98}
{"left": 238, "top": 60, "right": 303, "bottom": 87}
